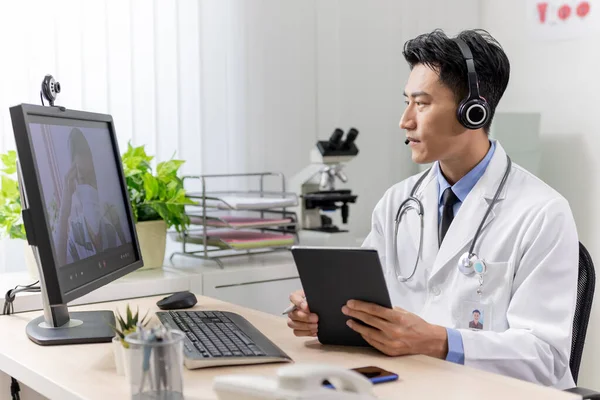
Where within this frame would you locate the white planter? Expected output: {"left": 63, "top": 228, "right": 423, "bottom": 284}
{"left": 113, "top": 336, "right": 125, "bottom": 375}
{"left": 24, "top": 242, "right": 40, "bottom": 281}
{"left": 135, "top": 220, "right": 167, "bottom": 270}
{"left": 112, "top": 336, "right": 131, "bottom": 379}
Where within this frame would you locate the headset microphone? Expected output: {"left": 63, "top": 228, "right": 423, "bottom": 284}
{"left": 405, "top": 139, "right": 410, "bottom": 145}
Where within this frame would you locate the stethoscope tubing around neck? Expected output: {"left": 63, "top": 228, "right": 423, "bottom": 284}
{"left": 392, "top": 155, "right": 512, "bottom": 282}
{"left": 466, "top": 156, "right": 511, "bottom": 256}
{"left": 393, "top": 169, "right": 430, "bottom": 282}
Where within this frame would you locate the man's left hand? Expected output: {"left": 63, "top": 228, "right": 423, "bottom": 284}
{"left": 342, "top": 300, "right": 448, "bottom": 359}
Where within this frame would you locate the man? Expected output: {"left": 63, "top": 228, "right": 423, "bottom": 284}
{"left": 53, "top": 128, "right": 128, "bottom": 266}
{"left": 286, "top": 29, "right": 578, "bottom": 389}
{"left": 469, "top": 310, "right": 483, "bottom": 330}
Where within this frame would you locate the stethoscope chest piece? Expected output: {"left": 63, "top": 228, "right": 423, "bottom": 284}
{"left": 458, "top": 252, "right": 487, "bottom": 276}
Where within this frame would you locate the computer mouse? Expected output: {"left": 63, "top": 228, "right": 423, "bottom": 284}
{"left": 157, "top": 291, "right": 198, "bottom": 310}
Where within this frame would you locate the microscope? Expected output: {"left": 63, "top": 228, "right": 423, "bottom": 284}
{"left": 289, "top": 128, "right": 359, "bottom": 246}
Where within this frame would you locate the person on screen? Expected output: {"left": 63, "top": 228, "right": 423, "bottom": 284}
{"left": 53, "top": 128, "right": 127, "bottom": 266}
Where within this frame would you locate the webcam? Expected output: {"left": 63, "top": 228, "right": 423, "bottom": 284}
{"left": 40, "top": 75, "right": 61, "bottom": 107}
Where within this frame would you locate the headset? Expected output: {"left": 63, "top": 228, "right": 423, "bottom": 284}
{"left": 453, "top": 38, "right": 491, "bottom": 130}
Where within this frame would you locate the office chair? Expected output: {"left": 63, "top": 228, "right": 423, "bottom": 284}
{"left": 565, "top": 242, "right": 600, "bottom": 399}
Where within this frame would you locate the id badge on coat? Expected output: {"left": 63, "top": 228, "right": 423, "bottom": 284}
{"left": 459, "top": 300, "right": 492, "bottom": 331}
{"left": 457, "top": 257, "right": 492, "bottom": 331}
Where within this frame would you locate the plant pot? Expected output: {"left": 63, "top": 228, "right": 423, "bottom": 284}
{"left": 112, "top": 336, "right": 131, "bottom": 379}
{"left": 112, "top": 336, "right": 126, "bottom": 376}
{"left": 24, "top": 242, "right": 40, "bottom": 281}
{"left": 135, "top": 220, "right": 167, "bottom": 270}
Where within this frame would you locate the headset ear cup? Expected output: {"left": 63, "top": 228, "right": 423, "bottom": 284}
{"left": 457, "top": 98, "right": 490, "bottom": 130}
{"left": 457, "top": 100, "right": 469, "bottom": 128}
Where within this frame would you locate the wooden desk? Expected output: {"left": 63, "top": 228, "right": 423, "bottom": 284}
{"left": 0, "top": 295, "right": 579, "bottom": 400}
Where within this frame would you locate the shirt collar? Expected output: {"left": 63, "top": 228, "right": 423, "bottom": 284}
{"left": 436, "top": 140, "right": 496, "bottom": 205}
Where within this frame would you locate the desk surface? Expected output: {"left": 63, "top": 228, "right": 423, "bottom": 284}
{"left": 0, "top": 295, "right": 579, "bottom": 400}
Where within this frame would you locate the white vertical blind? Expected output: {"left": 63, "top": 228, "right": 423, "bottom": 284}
{"left": 0, "top": 0, "right": 321, "bottom": 273}
{"left": 106, "top": 0, "right": 134, "bottom": 151}
{"left": 176, "top": 0, "right": 203, "bottom": 175}
{"left": 0, "top": 0, "right": 207, "bottom": 273}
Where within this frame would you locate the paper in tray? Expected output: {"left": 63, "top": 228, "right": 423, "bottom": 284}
{"left": 199, "top": 196, "right": 298, "bottom": 210}
{"left": 177, "top": 230, "right": 295, "bottom": 250}
{"left": 189, "top": 216, "right": 293, "bottom": 228}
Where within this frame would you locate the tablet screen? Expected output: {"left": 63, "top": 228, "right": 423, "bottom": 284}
{"left": 291, "top": 246, "right": 392, "bottom": 347}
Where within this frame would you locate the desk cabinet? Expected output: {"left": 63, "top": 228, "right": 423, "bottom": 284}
{"left": 197, "top": 263, "right": 300, "bottom": 316}
{"left": 0, "top": 372, "right": 46, "bottom": 400}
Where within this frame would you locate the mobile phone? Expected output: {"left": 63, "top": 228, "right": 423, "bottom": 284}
{"left": 323, "top": 366, "right": 399, "bottom": 388}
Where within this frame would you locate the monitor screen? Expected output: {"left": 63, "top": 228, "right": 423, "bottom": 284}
{"left": 27, "top": 115, "right": 138, "bottom": 293}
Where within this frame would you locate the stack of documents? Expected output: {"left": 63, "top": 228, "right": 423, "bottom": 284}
{"left": 189, "top": 216, "right": 293, "bottom": 229}
{"left": 198, "top": 196, "right": 298, "bottom": 210}
{"left": 177, "top": 230, "right": 295, "bottom": 250}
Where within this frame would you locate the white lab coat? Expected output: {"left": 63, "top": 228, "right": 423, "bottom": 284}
{"left": 362, "top": 141, "right": 578, "bottom": 389}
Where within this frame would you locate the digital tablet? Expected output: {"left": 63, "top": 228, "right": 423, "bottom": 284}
{"left": 290, "top": 246, "right": 393, "bottom": 347}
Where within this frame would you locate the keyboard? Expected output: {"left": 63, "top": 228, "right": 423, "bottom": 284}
{"left": 157, "top": 310, "right": 292, "bottom": 369}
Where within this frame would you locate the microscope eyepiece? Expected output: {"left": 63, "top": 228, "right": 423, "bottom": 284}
{"left": 343, "top": 128, "right": 359, "bottom": 148}
{"left": 328, "top": 128, "right": 344, "bottom": 149}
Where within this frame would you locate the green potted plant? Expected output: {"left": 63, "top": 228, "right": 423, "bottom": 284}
{"left": 111, "top": 304, "right": 150, "bottom": 376}
{"left": 0, "top": 150, "right": 39, "bottom": 279}
{"left": 121, "top": 143, "right": 196, "bottom": 269}
{"left": 1, "top": 143, "right": 195, "bottom": 276}
{"left": 0, "top": 151, "right": 24, "bottom": 239}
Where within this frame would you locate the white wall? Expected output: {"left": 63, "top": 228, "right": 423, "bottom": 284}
{"left": 197, "top": 0, "right": 319, "bottom": 187}
{"left": 313, "top": 0, "right": 480, "bottom": 236}
{"left": 195, "top": 0, "right": 416, "bottom": 236}
{"left": 195, "top": 0, "right": 480, "bottom": 238}
{"left": 481, "top": 0, "right": 600, "bottom": 390}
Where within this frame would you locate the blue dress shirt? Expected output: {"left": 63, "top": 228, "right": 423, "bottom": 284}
{"left": 435, "top": 140, "right": 496, "bottom": 365}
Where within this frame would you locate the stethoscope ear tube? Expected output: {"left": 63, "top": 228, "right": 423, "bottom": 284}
{"left": 394, "top": 197, "right": 424, "bottom": 282}
{"left": 393, "top": 168, "right": 430, "bottom": 282}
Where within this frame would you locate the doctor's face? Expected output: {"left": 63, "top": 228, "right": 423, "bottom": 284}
{"left": 399, "top": 64, "right": 466, "bottom": 164}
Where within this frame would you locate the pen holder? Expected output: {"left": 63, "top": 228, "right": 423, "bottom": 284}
{"left": 125, "top": 329, "right": 185, "bottom": 400}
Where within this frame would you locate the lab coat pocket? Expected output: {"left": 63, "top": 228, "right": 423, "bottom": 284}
{"left": 461, "top": 261, "right": 511, "bottom": 299}
{"left": 480, "top": 260, "right": 513, "bottom": 299}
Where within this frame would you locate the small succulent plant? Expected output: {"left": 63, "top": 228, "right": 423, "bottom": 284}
{"left": 111, "top": 304, "right": 150, "bottom": 348}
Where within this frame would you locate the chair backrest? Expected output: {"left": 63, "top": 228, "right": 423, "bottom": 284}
{"left": 570, "top": 242, "right": 596, "bottom": 384}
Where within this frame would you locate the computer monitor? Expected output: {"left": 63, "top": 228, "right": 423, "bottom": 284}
{"left": 9, "top": 104, "right": 143, "bottom": 345}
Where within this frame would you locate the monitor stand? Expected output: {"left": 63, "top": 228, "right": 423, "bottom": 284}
{"left": 26, "top": 302, "right": 115, "bottom": 346}
{"left": 18, "top": 165, "right": 117, "bottom": 346}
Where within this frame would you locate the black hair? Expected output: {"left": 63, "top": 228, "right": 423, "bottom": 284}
{"left": 68, "top": 128, "right": 93, "bottom": 161}
{"left": 68, "top": 127, "right": 97, "bottom": 188}
{"left": 473, "top": 309, "right": 481, "bottom": 314}
{"left": 402, "top": 29, "right": 510, "bottom": 133}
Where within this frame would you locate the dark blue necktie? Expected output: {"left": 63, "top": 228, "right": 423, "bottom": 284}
{"left": 439, "top": 187, "right": 459, "bottom": 246}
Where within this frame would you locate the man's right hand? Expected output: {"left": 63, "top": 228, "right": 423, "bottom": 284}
{"left": 286, "top": 289, "right": 319, "bottom": 337}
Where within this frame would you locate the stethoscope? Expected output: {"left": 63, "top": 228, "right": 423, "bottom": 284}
{"left": 392, "top": 155, "right": 512, "bottom": 282}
